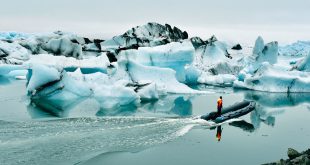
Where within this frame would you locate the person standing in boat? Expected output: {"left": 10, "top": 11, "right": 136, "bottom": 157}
{"left": 217, "top": 96, "right": 223, "bottom": 116}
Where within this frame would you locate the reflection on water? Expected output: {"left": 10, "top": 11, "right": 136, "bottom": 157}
{"left": 229, "top": 120, "right": 255, "bottom": 133}
{"left": 96, "top": 104, "right": 138, "bottom": 116}
{"left": 28, "top": 95, "right": 193, "bottom": 119}
{"left": 242, "top": 90, "right": 310, "bottom": 108}
{"left": 171, "top": 97, "right": 192, "bottom": 116}
{"left": 0, "top": 76, "right": 11, "bottom": 85}
{"left": 26, "top": 86, "right": 310, "bottom": 133}
{"left": 216, "top": 126, "right": 222, "bottom": 142}
{"left": 234, "top": 90, "right": 310, "bottom": 129}
{"left": 29, "top": 97, "right": 88, "bottom": 118}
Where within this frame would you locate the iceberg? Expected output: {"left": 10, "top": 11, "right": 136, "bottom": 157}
{"left": 0, "top": 31, "right": 30, "bottom": 40}
{"left": 101, "top": 22, "right": 188, "bottom": 51}
{"left": 93, "top": 85, "right": 140, "bottom": 110}
{"left": 25, "top": 58, "right": 200, "bottom": 116}
{"left": 24, "top": 53, "right": 110, "bottom": 73}
{"left": 234, "top": 63, "right": 310, "bottom": 92}
{"left": 279, "top": 41, "right": 310, "bottom": 56}
{"left": 119, "top": 59, "right": 199, "bottom": 94}
{"left": 192, "top": 36, "right": 242, "bottom": 86}
{"left": 26, "top": 65, "right": 139, "bottom": 113}
{"left": 26, "top": 64, "right": 62, "bottom": 93}
{"left": 3, "top": 22, "right": 310, "bottom": 95}
{"left": 251, "top": 36, "right": 278, "bottom": 65}
{"left": 233, "top": 37, "right": 310, "bottom": 93}
{"left": 41, "top": 37, "right": 83, "bottom": 59}
{"left": 194, "top": 35, "right": 231, "bottom": 67}
{"left": 0, "top": 40, "right": 30, "bottom": 64}
{"left": 198, "top": 74, "right": 236, "bottom": 86}
{"left": 237, "top": 36, "right": 279, "bottom": 81}
{"left": 16, "top": 31, "right": 103, "bottom": 58}
{"left": 190, "top": 37, "right": 206, "bottom": 49}
{"left": 291, "top": 53, "right": 310, "bottom": 72}
{"left": 26, "top": 65, "right": 94, "bottom": 116}
{"left": 118, "top": 41, "right": 195, "bottom": 82}
{"left": 136, "top": 83, "right": 159, "bottom": 101}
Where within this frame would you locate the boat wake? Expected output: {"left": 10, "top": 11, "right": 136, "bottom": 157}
{"left": 0, "top": 116, "right": 230, "bottom": 165}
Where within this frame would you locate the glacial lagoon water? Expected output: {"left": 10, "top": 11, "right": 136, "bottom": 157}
{"left": 0, "top": 79, "right": 310, "bottom": 165}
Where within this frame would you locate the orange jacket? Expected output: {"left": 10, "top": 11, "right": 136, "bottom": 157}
{"left": 217, "top": 99, "right": 222, "bottom": 108}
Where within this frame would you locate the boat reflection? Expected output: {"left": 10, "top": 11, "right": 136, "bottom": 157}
{"left": 229, "top": 120, "right": 255, "bottom": 132}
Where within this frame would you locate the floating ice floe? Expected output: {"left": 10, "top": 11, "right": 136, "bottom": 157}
{"left": 234, "top": 37, "right": 310, "bottom": 92}
{"left": 234, "top": 62, "right": 310, "bottom": 92}
{"left": 26, "top": 58, "right": 201, "bottom": 115}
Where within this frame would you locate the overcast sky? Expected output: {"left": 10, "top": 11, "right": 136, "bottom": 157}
{"left": 1, "top": 0, "right": 310, "bottom": 44}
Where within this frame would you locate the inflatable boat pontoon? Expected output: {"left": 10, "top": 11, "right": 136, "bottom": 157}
{"left": 201, "top": 100, "right": 256, "bottom": 123}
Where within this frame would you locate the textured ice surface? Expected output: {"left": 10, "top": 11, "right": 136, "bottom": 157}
{"left": 118, "top": 41, "right": 195, "bottom": 82}
{"left": 25, "top": 53, "right": 110, "bottom": 73}
{"left": 0, "top": 40, "right": 30, "bottom": 64}
{"left": 280, "top": 41, "right": 310, "bottom": 56}
{"left": 291, "top": 53, "right": 310, "bottom": 72}
{"left": 234, "top": 63, "right": 310, "bottom": 92}
{"left": 26, "top": 64, "right": 61, "bottom": 93}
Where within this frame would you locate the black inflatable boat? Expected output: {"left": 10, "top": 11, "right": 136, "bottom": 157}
{"left": 200, "top": 100, "right": 256, "bottom": 123}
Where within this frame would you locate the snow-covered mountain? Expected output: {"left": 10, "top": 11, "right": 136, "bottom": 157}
{"left": 1, "top": 22, "right": 310, "bottom": 112}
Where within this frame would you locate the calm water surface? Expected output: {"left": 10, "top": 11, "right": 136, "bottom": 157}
{"left": 0, "top": 79, "right": 309, "bottom": 165}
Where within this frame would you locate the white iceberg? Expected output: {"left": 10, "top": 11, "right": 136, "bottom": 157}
{"left": 24, "top": 53, "right": 110, "bottom": 73}
{"left": 42, "top": 37, "right": 83, "bottom": 59}
{"left": 120, "top": 59, "right": 199, "bottom": 94}
{"left": 198, "top": 74, "right": 236, "bottom": 86}
{"left": 234, "top": 63, "right": 310, "bottom": 92}
{"left": 93, "top": 85, "right": 140, "bottom": 110}
{"left": 237, "top": 36, "right": 279, "bottom": 81}
{"left": 26, "top": 65, "right": 93, "bottom": 115}
{"left": 136, "top": 83, "right": 159, "bottom": 101}
{"left": 192, "top": 36, "right": 242, "bottom": 86}
{"left": 0, "top": 40, "right": 30, "bottom": 64}
{"left": 291, "top": 53, "right": 310, "bottom": 72}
